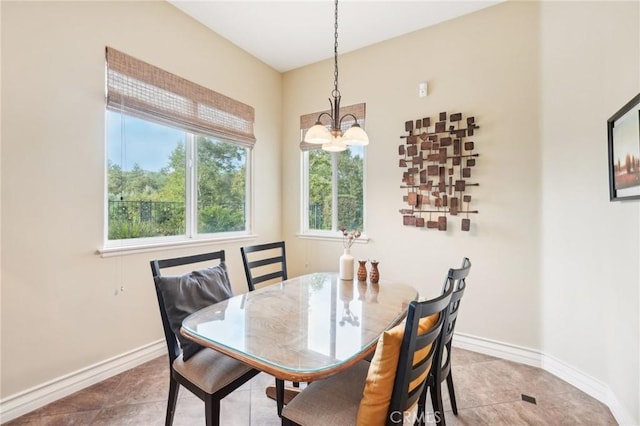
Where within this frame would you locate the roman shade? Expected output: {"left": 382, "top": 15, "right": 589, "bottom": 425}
{"left": 106, "top": 47, "right": 255, "bottom": 148}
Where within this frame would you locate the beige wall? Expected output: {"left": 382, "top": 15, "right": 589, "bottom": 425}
{"left": 540, "top": 1, "right": 640, "bottom": 421}
{"left": 283, "top": 0, "right": 639, "bottom": 421}
{"left": 284, "top": 1, "right": 542, "bottom": 349}
{"left": 1, "top": 1, "right": 282, "bottom": 398}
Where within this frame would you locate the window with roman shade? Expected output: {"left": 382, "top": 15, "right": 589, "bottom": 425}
{"left": 103, "top": 47, "right": 254, "bottom": 251}
{"left": 299, "top": 103, "right": 366, "bottom": 235}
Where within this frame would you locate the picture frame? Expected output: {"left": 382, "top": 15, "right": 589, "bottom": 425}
{"left": 607, "top": 93, "right": 640, "bottom": 201}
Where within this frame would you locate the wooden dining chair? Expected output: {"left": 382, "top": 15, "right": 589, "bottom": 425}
{"left": 240, "top": 241, "right": 288, "bottom": 291}
{"left": 240, "top": 241, "right": 292, "bottom": 416}
{"left": 150, "top": 250, "right": 260, "bottom": 426}
{"left": 419, "top": 257, "right": 472, "bottom": 426}
{"left": 281, "top": 279, "right": 455, "bottom": 426}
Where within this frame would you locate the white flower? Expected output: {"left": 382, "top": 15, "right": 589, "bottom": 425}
{"left": 340, "top": 228, "right": 361, "bottom": 249}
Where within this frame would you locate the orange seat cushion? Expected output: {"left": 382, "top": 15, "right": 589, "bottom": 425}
{"left": 356, "top": 313, "right": 439, "bottom": 426}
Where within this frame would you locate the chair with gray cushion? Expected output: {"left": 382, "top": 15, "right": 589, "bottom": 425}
{"left": 150, "top": 250, "right": 260, "bottom": 426}
{"left": 281, "top": 273, "right": 455, "bottom": 426}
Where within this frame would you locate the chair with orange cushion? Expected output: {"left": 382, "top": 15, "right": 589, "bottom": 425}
{"left": 419, "top": 257, "right": 472, "bottom": 426}
{"left": 280, "top": 269, "right": 457, "bottom": 426}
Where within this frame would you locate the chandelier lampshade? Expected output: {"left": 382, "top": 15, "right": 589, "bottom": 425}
{"left": 305, "top": 122, "right": 333, "bottom": 144}
{"left": 342, "top": 123, "right": 369, "bottom": 146}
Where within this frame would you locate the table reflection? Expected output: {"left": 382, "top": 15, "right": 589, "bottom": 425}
{"left": 308, "top": 276, "right": 364, "bottom": 361}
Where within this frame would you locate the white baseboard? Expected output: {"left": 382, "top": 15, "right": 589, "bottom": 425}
{"left": 453, "top": 332, "right": 542, "bottom": 368}
{"left": 0, "top": 340, "right": 165, "bottom": 423}
{"left": 453, "top": 332, "right": 637, "bottom": 426}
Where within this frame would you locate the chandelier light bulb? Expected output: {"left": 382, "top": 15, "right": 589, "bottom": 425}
{"left": 322, "top": 136, "right": 347, "bottom": 152}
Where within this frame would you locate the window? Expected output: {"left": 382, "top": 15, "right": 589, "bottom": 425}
{"left": 300, "top": 104, "right": 366, "bottom": 235}
{"left": 107, "top": 111, "right": 248, "bottom": 241}
{"left": 104, "top": 47, "right": 254, "bottom": 248}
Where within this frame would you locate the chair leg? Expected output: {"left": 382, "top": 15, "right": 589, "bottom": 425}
{"left": 204, "top": 394, "right": 220, "bottom": 426}
{"left": 165, "top": 378, "right": 180, "bottom": 426}
{"left": 292, "top": 381, "right": 300, "bottom": 388}
{"left": 281, "top": 417, "right": 298, "bottom": 426}
{"left": 446, "top": 372, "right": 458, "bottom": 415}
{"left": 416, "top": 384, "right": 428, "bottom": 426}
{"left": 429, "top": 382, "right": 446, "bottom": 426}
{"left": 276, "top": 378, "right": 285, "bottom": 417}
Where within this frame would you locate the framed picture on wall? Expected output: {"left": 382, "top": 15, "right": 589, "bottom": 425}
{"left": 607, "top": 93, "right": 640, "bottom": 201}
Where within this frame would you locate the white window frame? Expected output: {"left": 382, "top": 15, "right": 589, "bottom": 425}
{"left": 102, "top": 47, "right": 258, "bottom": 256}
{"left": 100, "top": 113, "right": 255, "bottom": 256}
{"left": 298, "top": 148, "right": 368, "bottom": 243}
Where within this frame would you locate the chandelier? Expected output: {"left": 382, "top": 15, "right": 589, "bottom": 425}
{"left": 303, "top": 0, "right": 369, "bottom": 152}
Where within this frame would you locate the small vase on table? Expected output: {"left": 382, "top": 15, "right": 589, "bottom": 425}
{"left": 339, "top": 248, "right": 354, "bottom": 280}
{"left": 339, "top": 228, "right": 361, "bottom": 281}
{"left": 357, "top": 260, "right": 368, "bottom": 282}
{"left": 369, "top": 260, "right": 380, "bottom": 284}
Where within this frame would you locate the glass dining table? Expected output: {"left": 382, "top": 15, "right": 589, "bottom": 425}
{"left": 181, "top": 272, "right": 418, "bottom": 384}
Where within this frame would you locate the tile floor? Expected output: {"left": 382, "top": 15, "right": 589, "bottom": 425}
{"left": 3, "top": 348, "right": 617, "bottom": 425}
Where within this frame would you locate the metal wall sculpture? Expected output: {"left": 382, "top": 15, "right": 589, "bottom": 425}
{"left": 399, "top": 112, "right": 479, "bottom": 232}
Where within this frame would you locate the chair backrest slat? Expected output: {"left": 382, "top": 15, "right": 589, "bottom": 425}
{"left": 405, "top": 386, "right": 423, "bottom": 413}
{"left": 247, "top": 256, "right": 284, "bottom": 269}
{"left": 152, "top": 251, "right": 225, "bottom": 272}
{"left": 252, "top": 270, "right": 286, "bottom": 285}
{"left": 242, "top": 241, "right": 284, "bottom": 253}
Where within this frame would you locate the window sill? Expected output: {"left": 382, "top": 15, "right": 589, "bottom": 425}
{"left": 296, "top": 232, "right": 370, "bottom": 244}
{"left": 97, "top": 234, "right": 259, "bottom": 257}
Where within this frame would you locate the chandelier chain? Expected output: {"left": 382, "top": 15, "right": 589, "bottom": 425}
{"left": 333, "top": 0, "right": 339, "bottom": 98}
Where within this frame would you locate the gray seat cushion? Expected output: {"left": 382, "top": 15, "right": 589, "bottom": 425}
{"left": 155, "top": 262, "right": 233, "bottom": 360}
{"left": 282, "top": 360, "right": 370, "bottom": 426}
{"left": 173, "top": 347, "right": 255, "bottom": 394}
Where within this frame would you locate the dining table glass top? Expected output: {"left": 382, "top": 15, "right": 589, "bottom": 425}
{"left": 181, "top": 272, "right": 418, "bottom": 381}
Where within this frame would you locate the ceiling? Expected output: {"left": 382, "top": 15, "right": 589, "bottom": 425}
{"left": 168, "top": 1, "right": 502, "bottom": 72}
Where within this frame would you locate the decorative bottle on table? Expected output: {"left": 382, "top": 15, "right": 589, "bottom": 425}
{"left": 357, "top": 260, "right": 368, "bottom": 282}
{"left": 369, "top": 260, "right": 380, "bottom": 284}
{"left": 339, "top": 228, "right": 361, "bottom": 280}
{"left": 340, "top": 247, "right": 354, "bottom": 280}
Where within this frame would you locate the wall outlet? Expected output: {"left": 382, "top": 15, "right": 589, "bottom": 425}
{"left": 419, "top": 81, "right": 428, "bottom": 97}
